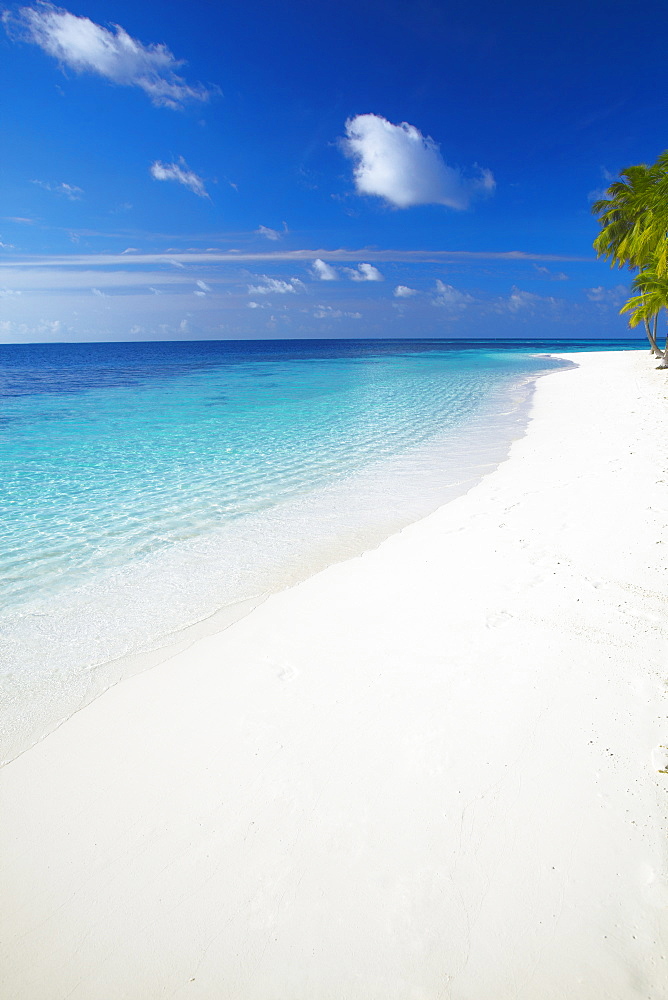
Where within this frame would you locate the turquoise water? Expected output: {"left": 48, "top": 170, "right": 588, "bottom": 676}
{"left": 0, "top": 339, "right": 644, "bottom": 760}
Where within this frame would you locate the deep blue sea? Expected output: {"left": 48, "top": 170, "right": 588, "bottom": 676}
{"left": 0, "top": 338, "right": 646, "bottom": 760}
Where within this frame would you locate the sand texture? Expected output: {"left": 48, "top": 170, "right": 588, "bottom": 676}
{"left": 1, "top": 350, "right": 667, "bottom": 999}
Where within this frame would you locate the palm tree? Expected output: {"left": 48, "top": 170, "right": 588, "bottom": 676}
{"left": 620, "top": 266, "right": 668, "bottom": 366}
{"left": 592, "top": 157, "right": 668, "bottom": 359}
{"left": 591, "top": 163, "right": 654, "bottom": 270}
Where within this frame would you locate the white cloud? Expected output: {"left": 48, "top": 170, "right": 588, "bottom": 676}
{"left": 533, "top": 264, "right": 568, "bottom": 281}
{"left": 0, "top": 288, "right": 22, "bottom": 297}
{"left": 6, "top": 4, "right": 212, "bottom": 109}
{"left": 91, "top": 286, "right": 107, "bottom": 297}
{"left": 507, "top": 288, "right": 538, "bottom": 311}
{"left": 585, "top": 285, "right": 627, "bottom": 305}
{"left": 195, "top": 279, "right": 211, "bottom": 292}
{"left": 342, "top": 113, "right": 495, "bottom": 209}
{"left": 150, "top": 158, "right": 208, "bottom": 198}
{"left": 310, "top": 258, "right": 338, "bottom": 281}
{"left": 497, "top": 286, "right": 557, "bottom": 312}
{"left": 0, "top": 240, "right": 15, "bottom": 248}
{"left": 343, "top": 263, "right": 383, "bottom": 282}
{"left": 32, "top": 179, "right": 83, "bottom": 200}
{"left": 0, "top": 317, "right": 63, "bottom": 339}
{"left": 255, "top": 225, "right": 281, "bottom": 241}
{"left": 247, "top": 276, "right": 304, "bottom": 295}
{"left": 312, "top": 305, "right": 362, "bottom": 319}
{"left": 432, "top": 280, "right": 474, "bottom": 308}
{"left": 394, "top": 284, "right": 417, "bottom": 298}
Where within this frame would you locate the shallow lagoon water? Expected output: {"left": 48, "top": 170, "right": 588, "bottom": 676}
{"left": 0, "top": 339, "right": 642, "bottom": 760}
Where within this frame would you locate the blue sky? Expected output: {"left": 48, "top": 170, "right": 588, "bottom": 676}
{"left": 0, "top": 0, "right": 666, "bottom": 342}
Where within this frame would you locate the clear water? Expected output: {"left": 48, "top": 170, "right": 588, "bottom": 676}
{"left": 0, "top": 338, "right": 644, "bottom": 761}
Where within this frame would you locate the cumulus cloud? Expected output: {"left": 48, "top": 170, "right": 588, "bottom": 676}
{"left": 31, "top": 179, "right": 83, "bottom": 199}
{"left": 255, "top": 225, "right": 281, "bottom": 241}
{"left": 342, "top": 113, "right": 495, "bottom": 210}
{"left": 310, "top": 258, "right": 338, "bottom": 281}
{"left": 4, "top": 3, "right": 212, "bottom": 109}
{"left": 343, "top": 262, "right": 383, "bottom": 281}
{"left": 247, "top": 276, "right": 304, "bottom": 295}
{"left": 432, "top": 280, "right": 474, "bottom": 308}
{"left": 150, "top": 158, "right": 208, "bottom": 198}
{"left": 394, "top": 284, "right": 417, "bottom": 298}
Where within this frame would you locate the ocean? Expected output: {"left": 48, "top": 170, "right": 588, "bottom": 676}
{"left": 0, "top": 338, "right": 646, "bottom": 761}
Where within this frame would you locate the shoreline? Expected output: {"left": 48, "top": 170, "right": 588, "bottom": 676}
{"left": 1, "top": 349, "right": 666, "bottom": 998}
{"left": 2, "top": 354, "right": 564, "bottom": 766}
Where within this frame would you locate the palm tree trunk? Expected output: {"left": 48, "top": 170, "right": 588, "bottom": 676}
{"left": 644, "top": 316, "right": 662, "bottom": 357}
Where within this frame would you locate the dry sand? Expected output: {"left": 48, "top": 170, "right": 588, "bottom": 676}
{"left": 1, "top": 350, "right": 667, "bottom": 1000}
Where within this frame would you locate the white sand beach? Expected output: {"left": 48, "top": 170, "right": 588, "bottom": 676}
{"left": 1, "top": 349, "right": 666, "bottom": 1000}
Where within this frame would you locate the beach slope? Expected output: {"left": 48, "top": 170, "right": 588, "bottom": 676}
{"left": 1, "top": 350, "right": 666, "bottom": 999}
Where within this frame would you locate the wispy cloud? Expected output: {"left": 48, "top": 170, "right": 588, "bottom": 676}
{"left": 4, "top": 3, "right": 213, "bottom": 109}
{"left": 394, "top": 284, "right": 417, "bottom": 297}
{"left": 310, "top": 258, "right": 338, "bottom": 280}
{"left": 343, "top": 263, "right": 383, "bottom": 281}
{"left": 533, "top": 264, "right": 568, "bottom": 281}
{"left": 31, "top": 179, "right": 83, "bottom": 200}
{"left": 585, "top": 284, "right": 627, "bottom": 306}
{"left": 150, "top": 159, "right": 208, "bottom": 198}
{"left": 255, "top": 225, "right": 281, "bottom": 241}
{"left": 501, "top": 286, "right": 556, "bottom": 312}
{"left": 312, "top": 305, "right": 362, "bottom": 319}
{"left": 342, "top": 114, "right": 495, "bottom": 210}
{"left": 0, "top": 249, "right": 592, "bottom": 270}
{"left": 247, "top": 276, "right": 304, "bottom": 295}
